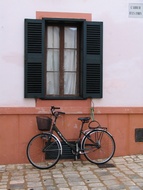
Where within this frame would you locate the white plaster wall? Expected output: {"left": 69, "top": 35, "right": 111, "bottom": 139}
{"left": 0, "top": 0, "right": 143, "bottom": 107}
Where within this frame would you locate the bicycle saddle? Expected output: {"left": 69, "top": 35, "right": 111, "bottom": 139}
{"left": 78, "top": 117, "right": 91, "bottom": 122}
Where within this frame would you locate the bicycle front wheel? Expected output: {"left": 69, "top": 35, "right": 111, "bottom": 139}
{"left": 26, "top": 133, "right": 62, "bottom": 169}
{"left": 82, "top": 129, "right": 115, "bottom": 164}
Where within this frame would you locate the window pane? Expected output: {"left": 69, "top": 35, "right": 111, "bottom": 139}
{"left": 64, "top": 27, "right": 77, "bottom": 48}
{"left": 47, "top": 27, "right": 59, "bottom": 48}
{"left": 46, "top": 72, "right": 59, "bottom": 95}
{"left": 46, "top": 26, "right": 60, "bottom": 95}
{"left": 47, "top": 49, "right": 59, "bottom": 71}
{"left": 64, "top": 72, "right": 76, "bottom": 94}
{"left": 64, "top": 50, "right": 77, "bottom": 71}
{"left": 64, "top": 27, "right": 77, "bottom": 95}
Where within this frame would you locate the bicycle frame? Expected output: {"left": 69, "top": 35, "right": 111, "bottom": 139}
{"left": 51, "top": 120, "right": 88, "bottom": 153}
{"left": 49, "top": 106, "right": 110, "bottom": 155}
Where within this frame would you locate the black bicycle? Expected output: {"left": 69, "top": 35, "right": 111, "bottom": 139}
{"left": 26, "top": 106, "right": 116, "bottom": 169}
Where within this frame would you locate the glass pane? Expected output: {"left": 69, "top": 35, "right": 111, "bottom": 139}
{"left": 46, "top": 26, "right": 60, "bottom": 95}
{"left": 64, "top": 72, "right": 76, "bottom": 94}
{"left": 47, "top": 27, "right": 59, "bottom": 48}
{"left": 64, "top": 27, "right": 77, "bottom": 48}
{"left": 46, "top": 72, "right": 59, "bottom": 95}
{"left": 64, "top": 50, "right": 77, "bottom": 71}
{"left": 47, "top": 49, "right": 59, "bottom": 71}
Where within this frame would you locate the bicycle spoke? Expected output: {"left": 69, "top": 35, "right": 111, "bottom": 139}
{"left": 27, "top": 133, "right": 62, "bottom": 169}
{"left": 82, "top": 129, "right": 115, "bottom": 164}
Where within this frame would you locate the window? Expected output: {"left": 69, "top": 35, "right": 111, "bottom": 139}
{"left": 46, "top": 26, "right": 79, "bottom": 96}
{"left": 24, "top": 18, "right": 103, "bottom": 99}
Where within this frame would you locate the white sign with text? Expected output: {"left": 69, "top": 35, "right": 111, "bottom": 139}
{"left": 129, "top": 3, "right": 143, "bottom": 17}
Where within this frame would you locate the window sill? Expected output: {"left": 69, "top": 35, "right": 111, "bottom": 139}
{"left": 40, "top": 96, "right": 87, "bottom": 100}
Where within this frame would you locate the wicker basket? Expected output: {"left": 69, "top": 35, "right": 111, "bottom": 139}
{"left": 36, "top": 116, "right": 52, "bottom": 131}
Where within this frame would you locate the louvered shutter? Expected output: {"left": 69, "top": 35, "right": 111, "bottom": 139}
{"left": 83, "top": 22, "right": 103, "bottom": 98}
{"left": 24, "top": 19, "right": 45, "bottom": 98}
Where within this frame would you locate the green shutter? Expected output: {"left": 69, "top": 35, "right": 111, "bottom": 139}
{"left": 24, "top": 19, "right": 45, "bottom": 98}
{"left": 83, "top": 21, "right": 103, "bottom": 98}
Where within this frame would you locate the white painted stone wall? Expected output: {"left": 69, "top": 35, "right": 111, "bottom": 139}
{"left": 0, "top": 0, "right": 143, "bottom": 107}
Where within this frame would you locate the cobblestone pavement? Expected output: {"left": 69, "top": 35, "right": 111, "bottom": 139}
{"left": 1, "top": 155, "right": 143, "bottom": 190}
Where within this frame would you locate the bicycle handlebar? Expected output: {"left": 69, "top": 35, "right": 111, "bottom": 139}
{"left": 51, "top": 106, "right": 65, "bottom": 117}
{"left": 51, "top": 106, "right": 60, "bottom": 110}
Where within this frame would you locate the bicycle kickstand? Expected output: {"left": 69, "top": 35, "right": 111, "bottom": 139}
{"left": 74, "top": 142, "right": 79, "bottom": 161}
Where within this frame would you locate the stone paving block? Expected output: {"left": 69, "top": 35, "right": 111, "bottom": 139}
{"left": 88, "top": 182, "right": 105, "bottom": 187}
{"left": 54, "top": 178, "right": 67, "bottom": 184}
{"left": 103, "top": 179, "right": 121, "bottom": 186}
{"left": 27, "top": 181, "right": 43, "bottom": 188}
{"left": 9, "top": 180, "right": 25, "bottom": 185}
{"left": 0, "top": 185, "right": 7, "bottom": 189}
{"left": 57, "top": 184, "right": 69, "bottom": 188}
{"left": 71, "top": 186, "right": 88, "bottom": 190}
{"left": 68, "top": 181, "right": 85, "bottom": 186}
{"left": 9, "top": 183, "right": 25, "bottom": 189}
{"left": 26, "top": 177, "right": 41, "bottom": 182}
{"left": 27, "top": 187, "right": 43, "bottom": 190}
{"left": 45, "top": 186, "right": 57, "bottom": 190}
{"left": 127, "top": 187, "right": 141, "bottom": 190}
{"left": 122, "top": 180, "right": 136, "bottom": 186}
{"left": 100, "top": 174, "right": 116, "bottom": 180}
{"left": 91, "top": 188, "right": 107, "bottom": 190}
{"left": 84, "top": 178, "right": 101, "bottom": 183}
{"left": 67, "top": 177, "right": 83, "bottom": 183}
{"left": 107, "top": 184, "right": 126, "bottom": 190}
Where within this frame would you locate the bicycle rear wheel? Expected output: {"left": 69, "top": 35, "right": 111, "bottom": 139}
{"left": 26, "top": 133, "right": 62, "bottom": 169}
{"left": 82, "top": 129, "right": 115, "bottom": 164}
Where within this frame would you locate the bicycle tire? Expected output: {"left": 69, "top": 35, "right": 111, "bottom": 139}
{"left": 26, "top": 133, "right": 62, "bottom": 169}
{"left": 82, "top": 129, "right": 115, "bottom": 164}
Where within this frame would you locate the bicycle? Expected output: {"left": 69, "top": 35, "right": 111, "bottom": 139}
{"left": 26, "top": 106, "right": 116, "bottom": 169}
